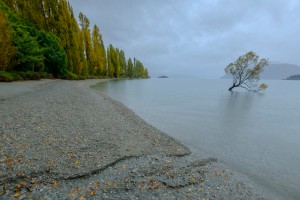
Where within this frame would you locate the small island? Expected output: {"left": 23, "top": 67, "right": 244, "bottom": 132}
{"left": 158, "top": 75, "right": 168, "bottom": 78}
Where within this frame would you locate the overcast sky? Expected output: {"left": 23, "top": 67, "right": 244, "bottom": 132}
{"left": 68, "top": 0, "right": 300, "bottom": 78}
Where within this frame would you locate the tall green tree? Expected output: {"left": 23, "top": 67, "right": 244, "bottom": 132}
{"left": 107, "top": 44, "right": 123, "bottom": 78}
{"left": 12, "top": 24, "right": 44, "bottom": 72}
{"left": 127, "top": 58, "right": 134, "bottom": 78}
{"left": 107, "top": 44, "right": 114, "bottom": 77}
{"left": 114, "top": 48, "right": 120, "bottom": 78}
{"left": 119, "top": 50, "right": 127, "bottom": 78}
{"left": 79, "top": 12, "right": 94, "bottom": 75}
{"left": 68, "top": 6, "right": 86, "bottom": 75}
{"left": 37, "top": 31, "right": 67, "bottom": 76}
{"left": 92, "top": 25, "right": 106, "bottom": 76}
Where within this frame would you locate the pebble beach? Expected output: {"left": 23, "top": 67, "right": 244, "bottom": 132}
{"left": 0, "top": 79, "right": 266, "bottom": 199}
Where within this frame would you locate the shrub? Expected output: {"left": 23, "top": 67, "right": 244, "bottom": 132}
{"left": 0, "top": 71, "right": 13, "bottom": 82}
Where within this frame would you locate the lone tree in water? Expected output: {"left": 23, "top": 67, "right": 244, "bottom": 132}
{"left": 225, "top": 51, "right": 269, "bottom": 91}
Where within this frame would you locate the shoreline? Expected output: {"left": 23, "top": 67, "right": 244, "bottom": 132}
{"left": 0, "top": 79, "right": 266, "bottom": 199}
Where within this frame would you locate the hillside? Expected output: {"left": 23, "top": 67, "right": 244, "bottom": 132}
{"left": 286, "top": 74, "right": 300, "bottom": 80}
{"left": 222, "top": 63, "right": 300, "bottom": 80}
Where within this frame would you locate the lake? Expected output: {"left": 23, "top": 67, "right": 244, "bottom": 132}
{"left": 92, "top": 78, "right": 300, "bottom": 199}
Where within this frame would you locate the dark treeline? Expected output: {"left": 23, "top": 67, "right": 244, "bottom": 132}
{"left": 0, "top": 0, "right": 149, "bottom": 81}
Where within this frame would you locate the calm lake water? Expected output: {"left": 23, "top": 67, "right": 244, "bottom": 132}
{"left": 92, "top": 78, "right": 300, "bottom": 199}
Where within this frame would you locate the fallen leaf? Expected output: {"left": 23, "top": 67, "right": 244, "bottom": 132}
{"left": 137, "top": 184, "right": 146, "bottom": 189}
{"left": 164, "top": 164, "right": 173, "bottom": 169}
{"left": 105, "top": 180, "right": 111, "bottom": 186}
{"left": 30, "top": 178, "right": 37, "bottom": 184}
{"left": 20, "top": 182, "right": 26, "bottom": 186}
{"left": 15, "top": 182, "right": 26, "bottom": 190}
{"left": 90, "top": 191, "right": 96, "bottom": 196}
{"left": 50, "top": 180, "right": 60, "bottom": 187}
{"left": 14, "top": 191, "right": 21, "bottom": 198}
{"left": 93, "top": 181, "right": 100, "bottom": 188}
{"left": 6, "top": 156, "right": 12, "bottom": 169}
{"left": 122, "top": 164, "right": 126, "bottom": 169}
{"left": 74, "top": 160, "right": 79, "bottom": 165}
{"left": 2, "top": 184, "right": 7, "bottom": 195}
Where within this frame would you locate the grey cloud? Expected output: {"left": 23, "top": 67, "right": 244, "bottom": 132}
{"left": 69, "top": 0, "right": 300, "bottom": 78}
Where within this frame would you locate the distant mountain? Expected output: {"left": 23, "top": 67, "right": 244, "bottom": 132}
{"left": 222, "top": 63, "right": 300, "bottom": 80}
{"left": 286, "top": 75, "right": 300, "bottom": 80}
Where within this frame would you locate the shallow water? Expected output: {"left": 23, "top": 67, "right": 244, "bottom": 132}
{"left": 92, "top": 78, "right": 300, "bottom": 199}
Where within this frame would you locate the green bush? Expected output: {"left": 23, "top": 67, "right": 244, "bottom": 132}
{"left": 63, "top": 71, "right": 78, "bottom": 80}
{"left": 0, "top": 71, "right": 14, "bottom": 82}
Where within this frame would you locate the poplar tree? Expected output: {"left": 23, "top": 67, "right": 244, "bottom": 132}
{"left": 127, "top": 58, "right": 134, "bottom": 78}
{"left": 132, "top": 58, "right": 149, "bottom": 78}
{"left": 119, "top": 50, "right": 127, "bottom": 78}
{"left": 77, "top": 29, "right": 87, "bottom": 75}
{"left": 107, "top": 44, "right": 121, "bottom": 78}
{"left": 114, "top": 48, "right": 120, "bottom": 78}
{"left": 0, "top": 10, "right": 16, "bottom": 70}
{"left": 79, "top": 12, "right": 94, "bottom": 75}
{"left": 107, "top": 45, "right": 114, "bottom": 77}
{"left": 68, "top": 6, "right": 86, "bottom": 75}
{"left": 92, "top": 25, "right": 106, "bottom": 76}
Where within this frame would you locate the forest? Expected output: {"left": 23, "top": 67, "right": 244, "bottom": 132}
{"left": 0, "top": 0, "right": 149, "bottom": 81}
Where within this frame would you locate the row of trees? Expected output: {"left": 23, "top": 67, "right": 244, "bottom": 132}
{"left": 0, "top": 0, "right": 149, "bottom": 79}
{"left": 107, "top": 45, "right": 149, "bottom": 78}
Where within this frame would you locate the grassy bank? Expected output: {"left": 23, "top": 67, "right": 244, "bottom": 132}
{"left": 0, "top": 71, "right": 113, "bottom": 82}
{"left": 0, "top": 71, "right": 53, "bottom": 82}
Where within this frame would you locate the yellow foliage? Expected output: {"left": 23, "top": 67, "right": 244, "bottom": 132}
{"left": 0, "top": 10, "right": 16, "bottom": 71}
{"left": 259, "top": 83, "right": 268, "bottom": 89}
{"left": 13, "top": 191, "right": 21, "bottom": 198}
{"left": 105, "top": 180, "right": 111, "bottom": 186}
{"left": 90, "top": 191, "right": 96, "bottom": 196}
{"left": 122, "top": 164, "right": 126, "bottom": 169}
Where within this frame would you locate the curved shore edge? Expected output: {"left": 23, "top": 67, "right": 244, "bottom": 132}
{"left": 0, "top": 79, "right": 267, "bottom": 199}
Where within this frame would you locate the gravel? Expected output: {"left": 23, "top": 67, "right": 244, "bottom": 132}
{"left": 0, "top": 79, "right": 265, "bottom": 199}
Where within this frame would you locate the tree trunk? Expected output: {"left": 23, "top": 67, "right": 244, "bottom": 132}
{"left": 228, "top": 84, "right": 235, "bottom": 91}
